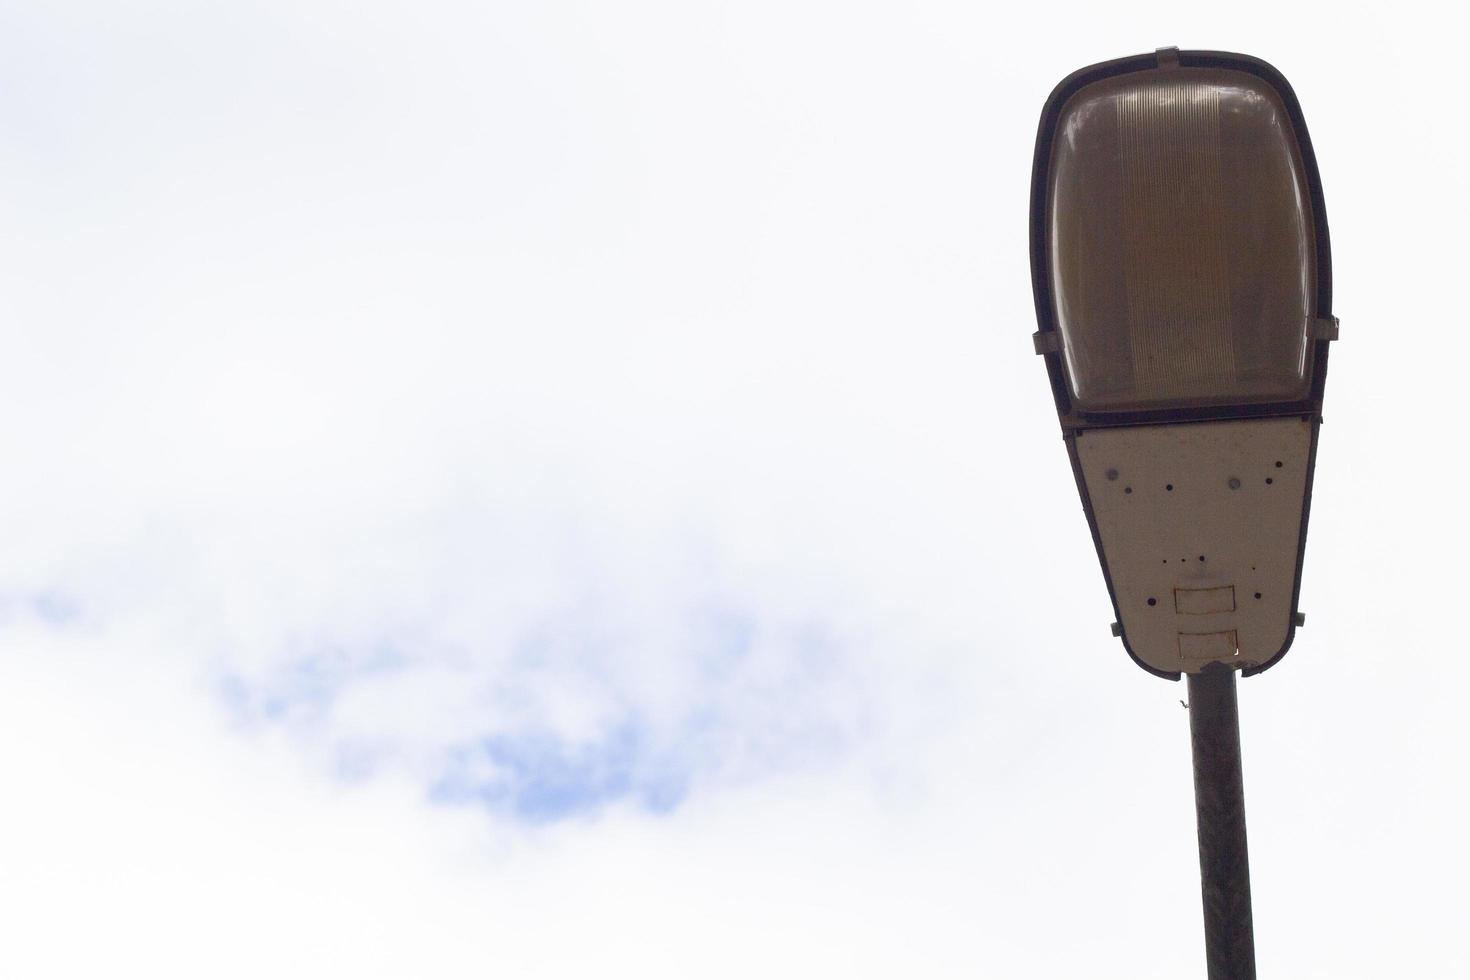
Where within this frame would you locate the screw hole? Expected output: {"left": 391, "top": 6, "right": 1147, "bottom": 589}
{"left": 1166, "top": 484, "right": 1174, "bottom": 492}
{"left": 1275, "top": 460, "right": 1283, "bottom": 468}
{"left": 1147, "top": 597, "right": 1157, "bottom": 606}
{"left": 1124, "top": 486, "right": 1132, "bottom": 494}
{"left": 1106, "top": 468, "right": 1119, "bottom": 481}
{"left": 1265, "top": 477, "right": 1274, "bottom": 485}
{"left": 1254, "top": 592, "right": 1263, "bottom": 600}
{"left": 1198, "top": 555, "right": 1206, "bottom": 562}
{"left": 1228, "top": 477, "right": 1241, "bottom": 490}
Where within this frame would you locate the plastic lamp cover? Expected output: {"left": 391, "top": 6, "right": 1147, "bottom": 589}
{"left": 1046, "top": 67, "right": 1316, "bottom": 412}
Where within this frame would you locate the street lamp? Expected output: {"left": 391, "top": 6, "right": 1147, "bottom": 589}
{"left": 1029, "top": 48, "right": 1336, "bottom": 978}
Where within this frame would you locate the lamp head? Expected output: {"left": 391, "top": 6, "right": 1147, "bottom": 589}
{"left": 1030, "top": 50, "right": 1335, "bottom": 677}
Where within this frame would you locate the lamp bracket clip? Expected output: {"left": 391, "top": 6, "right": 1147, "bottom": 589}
{"left": 1312, "top": 316, "right": 1340, "bottom": 341}
{"left": 1032, "top": 330, "right": 1061, "bottom": 355}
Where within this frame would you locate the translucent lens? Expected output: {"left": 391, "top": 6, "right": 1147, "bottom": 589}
{"left": 1047, "top": 68, "right": 1314, "bottom": 411}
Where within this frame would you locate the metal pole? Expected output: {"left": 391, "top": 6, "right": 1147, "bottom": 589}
{"left": 1187, "top": 662, "right": 1256, "bottom": 980}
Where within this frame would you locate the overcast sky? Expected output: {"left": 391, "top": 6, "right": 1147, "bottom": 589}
{"left": 1, "top": 1, "right": 1466, "bottom": 977}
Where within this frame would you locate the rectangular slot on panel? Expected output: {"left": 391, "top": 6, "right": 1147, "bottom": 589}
{"left": 1174, "top": 585, "right": 1236, "bottom": 615}
{"left": 1178, "top": 630, "right": 1239, "bottom": 661}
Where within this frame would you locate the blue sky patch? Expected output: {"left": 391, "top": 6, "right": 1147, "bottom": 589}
{"left": 215, "top": 595, "right": 865, "bottom": 826}
{"left": 430, "top": 721, "right": 690, "bottom": 822}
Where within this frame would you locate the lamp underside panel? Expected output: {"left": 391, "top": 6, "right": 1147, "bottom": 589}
{"left": 1075, "top": 418, "right": 1312, "bottom": 674}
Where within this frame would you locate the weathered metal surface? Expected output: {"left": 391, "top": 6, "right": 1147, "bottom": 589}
{"left": 1075, "top": 417, "right": 1311, "bottom": 673}
{"left": 1176, "top": 586, "right": 1237, "bottom": 615}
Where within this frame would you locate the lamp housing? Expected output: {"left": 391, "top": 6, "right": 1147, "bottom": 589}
{"left": 1030, "top": 49, "right": 1334, "bottom": 678}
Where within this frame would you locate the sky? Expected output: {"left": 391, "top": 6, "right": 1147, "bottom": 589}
{"left": 1, "top": 1, "right": 1466, "bottom": 977}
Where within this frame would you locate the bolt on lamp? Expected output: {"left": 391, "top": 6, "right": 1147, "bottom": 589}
{"left": 1029, "top": 48, "right": 1336, "bottom": 979}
